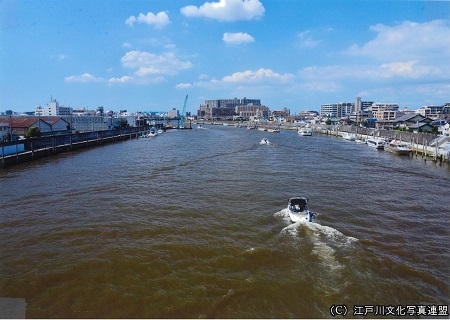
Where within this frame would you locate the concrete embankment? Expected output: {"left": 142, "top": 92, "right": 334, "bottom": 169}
{"left": 1, "top": 127, "right": 146, "bottom": 169}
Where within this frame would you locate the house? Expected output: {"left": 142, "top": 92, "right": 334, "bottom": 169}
{"left": 41, "top": 117, "right": 71, "bottom": 134}
{"left": 408, "top": 122, "right": 435, "bottom": 133}
{"left": 393, "top": 114, "right": 433, "bottom": 131}
{"left": 0, "top": 117, "right": 52, "bottom": 138}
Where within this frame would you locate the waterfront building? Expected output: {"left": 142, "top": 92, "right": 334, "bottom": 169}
{"left": 64, "top": 115, "right": 112, "bottom": 132}
{"left": 0, "top": 117, "right": 52, "bottom": 138}
{"left": 166, "top": 108, "right": 179, "bottom": 119}
{"left": 0, "top": 122, "right": 9, "bottom": 141}
{"left": 41, "top": 117, "right": 71, "bottom": 134}
{"left": 416, "top": 104, "right": 448, "bottom": 119}
{"left": 394, "top": 114, "right": 433, "bottom": 129}
{"left": 197, "top": 97, "right": 265, "bottom": 120}
{"left": 35, "top": 99, "right": 73, "bottom": 116}
{"left": 320, "top": 102, "right": 354, "bottom": 118}
{"left": 235, "top": 104, "right": 269, "bottom": 119}
{"left": 370, "top": 103, "right": 399, "bottom": 120}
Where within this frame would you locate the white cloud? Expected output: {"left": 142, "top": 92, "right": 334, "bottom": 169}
{"left": 121, "top": 51, "right": 194, "bottom": 77}
{"left": 297, "top": 30, "right": 321, "bottom": 48}
{"left": 180, "top": 0, "right": 265, "bottom": 22}
{"left": 64, "top": 73, "right": 103, "bottom": 83}
{"left": 108, "top": 76, "right": 133, "bottom": 84}
{"left": 347, "top": 19, "right": 450, "bottom": 62}
{"left": 223, "top": 32, "right": 254, "bottom": 45}
{"left": 125, "top": 11, "right": 170, "bottom": 28}
{"left": 176, "top": 83, "right": 193, "bottom": 89}
{"left": 222, "top": 68, "right": 293, "bottom": 83}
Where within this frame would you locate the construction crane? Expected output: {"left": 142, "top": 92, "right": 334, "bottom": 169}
{"left": 179, "top": 94, "right": 188, "bottom": 128}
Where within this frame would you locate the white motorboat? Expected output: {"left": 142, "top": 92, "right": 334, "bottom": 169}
{"left": 287, "top": 197, "right": 315, "bottom": 223}
{"left": 148, "top": 127, "right": 158, "bottom": 137}
{"left": 367, "top": 137, "right": 387, "bottom": 149}
{"left": 341, "top": 131, "right": 356, "bottom": 141}
{"left": 259, "top": 138, "right": 270, "bottom": 145}
{"left": 298, "top": 127, "right": 312, "bottom": 136}
{"left": 385, "top": 140, "right": 412, "bottom": 155}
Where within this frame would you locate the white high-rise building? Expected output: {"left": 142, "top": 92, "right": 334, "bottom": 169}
{"left": 35, "top": 99, "right": 73, "bottom": 116}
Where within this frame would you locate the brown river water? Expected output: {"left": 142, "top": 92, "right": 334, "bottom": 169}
{"left": 0, "top": 124, "right": 449, "bottom": 318}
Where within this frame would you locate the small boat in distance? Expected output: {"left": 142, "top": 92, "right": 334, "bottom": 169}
{"left": 298, "top": 127, "right": 312, "bottom": 136}
{"left": 287, "top": 197, "right": 315, "bottom": 223}
{"left": 148, "top": 127, "right": 158, "bottom": 137}
{"left": 259, "top": 138, "right": 270, "bottom": 145}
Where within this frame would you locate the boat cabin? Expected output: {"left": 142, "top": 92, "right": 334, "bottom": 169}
{"left": 288, "top": 197, "right": 308, "bottom": 213}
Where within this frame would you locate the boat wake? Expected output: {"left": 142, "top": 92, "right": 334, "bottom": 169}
{"left": 274, "top": 209, "right": 358, "bottom": 271}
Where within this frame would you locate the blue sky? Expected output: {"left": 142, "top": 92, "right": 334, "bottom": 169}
{"left": 1, "top": 0, "right": 449, "bottom": 115}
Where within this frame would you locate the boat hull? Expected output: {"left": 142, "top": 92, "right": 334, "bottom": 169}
{"left": 288, "top": 210, "right": 313, "bottom": 223}
{"left": 287, "top": 197, "right": 314, "bottom": 222}
{"left": 341, "top": 132, "right": 356, "bottom": 141}
{"left": 298, "top": 129, "right": 312, "bottom": 136}
{"left": 367, "top": 138, "right": 386, "bottom": 149}
{"left": 385, "top": 140, "right": 412, "bottom": 155}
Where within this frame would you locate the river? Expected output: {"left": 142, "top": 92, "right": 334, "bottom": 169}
{"left": 0, "top": 124, "right": 449, "bottom": 318}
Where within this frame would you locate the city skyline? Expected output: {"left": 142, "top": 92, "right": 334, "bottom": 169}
{"left": 1, "top": 0, "right": 449, "bottom": 114}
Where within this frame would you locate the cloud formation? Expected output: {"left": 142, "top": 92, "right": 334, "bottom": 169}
{"left": 121, "top": 51, "right": 194, "bottom": 77}
{"left": 181, "top": 0, "right": 265, "bottom": 22}
{"left": 223, "top": 32, "right": 254, "bottom": 45}
{"left": 108, "top": 76, "right": 133, "bottom": 84}
{"left": 347, "top": 19, "right": 450, "bottom": 62}
{"left": 222, "top": 68, "right": 293, "bottom": 83}
{"left": 125, "top": 11, "right": 170, "bottom": 28}
{"left": 297, "top": 31, "right": 322, "bottom": 48}
{"left": 175, "top": 83, "right": 193, "bottom": 89}
{"left": 64, "top": 73, "right": 103, "bottom": 83}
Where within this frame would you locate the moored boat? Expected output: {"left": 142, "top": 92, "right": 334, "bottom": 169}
{"left": 298, "top": 127, "right": 312, "bottom": 136}
{"left": 367, "top": 137, "right": 387, "bottom": 149}
{"left": 287, "top": 197, "right": 315, "bottom": 223}
{"left": 341, "top": 131, "right": 356, "bottom": 141}
{"left": 385, "top": 140, "right": 412, "bottom": 155}
{"left": 148, "top": 127, "right": 158, "bottom": 137}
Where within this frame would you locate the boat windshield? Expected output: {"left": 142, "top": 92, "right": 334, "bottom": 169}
{"left": 289, "top": 198, "right": 307, "bottom": 212}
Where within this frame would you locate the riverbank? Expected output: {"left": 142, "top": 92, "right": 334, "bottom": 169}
{"left": 200, "top": 120, "right": 450, "bottom": 164}
{"left": 1, "top": 127, "right": 145, "bottom": 168}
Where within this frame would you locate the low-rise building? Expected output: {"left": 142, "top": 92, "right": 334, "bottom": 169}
{"left": 0, "top": 122, "right": 9, "bottom": 141}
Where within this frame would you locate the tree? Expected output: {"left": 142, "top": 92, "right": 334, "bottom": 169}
{"left": 325, "top": 118, "right": 332, "bottom": 125}
{"left": 120, "top": 119, "right": 128, "bottom": 128}
{"left": 25, "top": 126, "right": 41, "bottom": 138}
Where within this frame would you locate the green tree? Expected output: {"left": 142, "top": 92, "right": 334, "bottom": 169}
{"left": 120, "top": 119, "right": 128, "bottom": 128}
{"left": 25, "top": 126, "right": 42, "bottom": 138}
{"left": 325, "top": 118, "right": 332, "bottom": 125}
